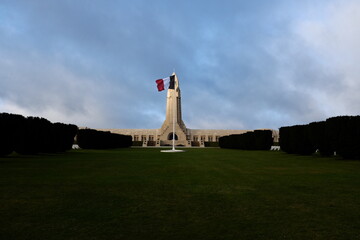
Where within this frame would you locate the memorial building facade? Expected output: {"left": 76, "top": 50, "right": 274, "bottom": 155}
{"left": 98, "top": 73, "right": 278, "bottom": 147}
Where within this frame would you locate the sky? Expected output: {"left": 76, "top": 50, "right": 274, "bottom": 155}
{"left": 1, "top": 0, "right": 359, "bottom": 130}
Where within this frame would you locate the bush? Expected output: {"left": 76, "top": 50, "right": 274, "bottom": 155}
{"left": 280, "top": 115, "right": 360, "bottom": 159}
{"left": 240, "top": 132, "right": 255, "bottom": 150}
{"left": 14, "top": 118, "right": 78, "bottom": 155}
{"left": 77, "top": 129, "right": 132, "bottom": 149}
{"left": 307, "top": 121, "right": 331, "bottom": 156}
{"left": 327, "top": 116, "right": 360, "bottom": 159}
{"left": 0, "top": 113, "right": 24, "bottom": 156}
{"left": 296, "top": 125, "right": 316, "bottom": 155}
{"left": 132, "top": 141, "right": 143, "bottom": 146}
{"left": 279, "top": 127, "right": 289, "bottom": 153}
{"left": 204, "top": 142, "right": 219, "bottom": 147}
{"left": 0, "top": 112, "right": 78, "bottom": 156}
{"left": 53, "top": 123, "right": 78, "bottom": 152}
{"left": 219, "top": 130, "right": 273, "bottom": 150}
{"left": 253, "top": 130, "right": 273, "bottom": 150}
{"left": 15, "top": 117, "right": 49, "bottom": 155}
{"left": 191, "top": 141, "right": 200, "bottom": 147}
{"left": 218, "top": 136, "right": 227, "bottom": 148}
{"left": 279, "top": 125, "right": 316, "bottom": 155}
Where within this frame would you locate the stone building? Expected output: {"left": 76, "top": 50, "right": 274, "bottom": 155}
{"left": 98, "top": 73, "right": 278, "bottom": 147}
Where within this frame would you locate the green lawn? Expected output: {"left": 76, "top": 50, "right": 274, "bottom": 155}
{"left": 1, "top": 148, "right": 360, "bottom": 240}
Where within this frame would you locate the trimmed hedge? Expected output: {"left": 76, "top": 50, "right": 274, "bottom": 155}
{"left": 191, "top": 141, "right": 200, "bottom": 147}
{"left": 279, "top": 125, "right": 316, "bottom": 155}
{"left": 254, "top": 130, "right": 273, "bottom": 150}
{"left": 279, "top": 116, "right": 360, "bottom": 159}
{"left": 308, "top": 121, "right": 329, "bottom": 156}
{"left": 0, "top": 113, "right": 22, "bottom": 156}
{"left": 327, "top": 116, "right": 360, "bottom": 159}
{"left": 204, "top": 142, "right": 219, "bottom": 147}
{"left": 132, "top": 141, "right": 143, "bottom": 146}
{"left": 0, "top": 113, "right": 78, "bottom": 156}
{"left": 77, "top": 129, "right": 132, "bottom": 149}
{"left": 219, "top": 130, "right": 273, "bottom": 150}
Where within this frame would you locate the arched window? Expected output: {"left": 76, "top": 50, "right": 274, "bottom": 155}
{"left": 168, "top": 133, "right": 178, "bottom": 140}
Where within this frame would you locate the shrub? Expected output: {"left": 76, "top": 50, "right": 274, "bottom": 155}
{"left": 191, "top": 141, "right": 200, "bottom": 147}
{"left": 218, "top": 136, "right": 228, "bottom": 148}
{"left": 132, "top": 141, "right": 143, "bottom": 146}
{"left": 308, "top": 121, "right": 332, "bottom": 156}
{"left": 0, "top": 113, "right": 23, "bottom": 156}
{"left": 279, "top": 126, "right": 292, "bottom": 154}
{"left": 53, "top": 123, "right": 78, "bottom": 152}
{"left": 219, "top": 130, "right": 273, "bottom": 150}
{"left": 279, "top": 125, "right": 315, "bottom": 155}
{"left": 14, "top": 116, "right": 40, "bottom": 155}
{"left": 280, "top": 115, "right": 360, "bottom": 159}
{"left": 204, "top": 142, "right": 219, "bottom": 147}
{"left": 0, "top": 113, "right": 78, "bottom": 156}
{"left": 328, "top": 116, "right": 360, "bottom": 159}
{"left": 253, "top": 130, "right": 273, "bottom": 150}
{"left": 77, "top": 129, "right": 132, "bottom": 149}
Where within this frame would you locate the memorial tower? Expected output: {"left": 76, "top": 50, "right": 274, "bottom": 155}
{"left": 158, "top": 73, "right": 190, "bottom": 146}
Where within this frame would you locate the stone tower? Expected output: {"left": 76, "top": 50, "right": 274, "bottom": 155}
{"left": 158, "top": 73, "right": 190, "bottom": 146}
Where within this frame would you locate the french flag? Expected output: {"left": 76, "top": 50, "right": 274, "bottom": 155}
{"left": 155, "top": 75, "right": 175, "bottom": 91}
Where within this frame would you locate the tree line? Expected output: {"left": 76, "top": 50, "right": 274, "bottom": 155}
{"left": 0, "top": 113, "right": 78, "bottom": 156}
{"left": 219, "top": 130, "right": 273, "bottom": 150}
{"left": 77, "top": 129, "right": 132, "bottom": 149}
{"left": 0, "top": 113, "right": 134, "bottom": 156}
{"left": 280, "top": 116, "right": 360, "bottom": 159}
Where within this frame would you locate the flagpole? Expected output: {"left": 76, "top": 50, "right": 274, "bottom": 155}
{"left": 172, "top": 93, "right": 176, "bottom": 151}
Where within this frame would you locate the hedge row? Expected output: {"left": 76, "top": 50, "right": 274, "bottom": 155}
{"left": 0, "top": 113, "right": 78, "bottom": 156}
{"left": 77, "top": 129, "right": 132, "bottom": 149}
{"left": 219, "top": 130, "right": 273, "bottom": 150}
{"left": 132, "top": 141, "right": 143, "bottom": 146}
{"left": 204, "top": 142, "right": 219, "bottom": 147}
{"left": 279, "top": 116, "right": 360, "bottom": 159}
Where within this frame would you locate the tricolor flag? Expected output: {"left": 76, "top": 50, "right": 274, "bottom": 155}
{"left": 156, "top": 75, "right": 175, "bottom": 91}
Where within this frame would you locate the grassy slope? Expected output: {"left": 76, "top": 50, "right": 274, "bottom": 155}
{"left": 1, "top": 148, "right": 360, "bottom": 240}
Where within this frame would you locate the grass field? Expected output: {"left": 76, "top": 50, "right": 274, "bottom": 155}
{"left": 1, "top": 148, "right": 360, "bottom": 240}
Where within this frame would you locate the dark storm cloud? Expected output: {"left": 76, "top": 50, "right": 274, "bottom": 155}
{"left": 1, "top": 0, "right": 359, "bottom": 129}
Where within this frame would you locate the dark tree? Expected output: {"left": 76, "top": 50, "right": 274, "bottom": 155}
{"left": 77, "top": 129, "right": 132, "bottom": 149}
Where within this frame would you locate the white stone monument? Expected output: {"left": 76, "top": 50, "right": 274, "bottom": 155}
{"left": 158, "top": 73, "right": 190, "bottom": 148}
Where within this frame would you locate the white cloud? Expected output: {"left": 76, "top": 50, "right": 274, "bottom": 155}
{"left": 1, "top": 0, "right": 359, "bottom": 131}
{"left": 294, "top": 0, "right": 360, "bottom": 116}
{"left": 0, "top": 52, "right": 107, "bottom": 127}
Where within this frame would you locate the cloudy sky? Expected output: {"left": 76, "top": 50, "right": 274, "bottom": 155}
{"left": 1, "top": 0, "right": 359, "bottom": 130}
